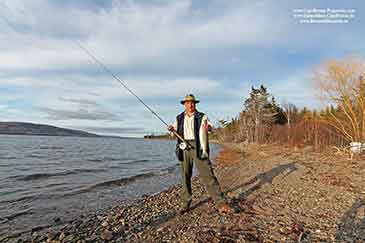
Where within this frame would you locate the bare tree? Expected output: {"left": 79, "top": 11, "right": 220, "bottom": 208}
{"left": 282, "top": 102, "right": 297, "bottom": 142}
{"left": 313, "top": 56, "right": 365, "bottom": 142}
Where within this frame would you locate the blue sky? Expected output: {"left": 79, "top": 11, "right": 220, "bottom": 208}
{"left": 0, "top": 0, "right": 364, "bottom": 137}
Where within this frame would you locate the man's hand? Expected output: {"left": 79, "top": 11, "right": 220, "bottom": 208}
{"left": 202, "top": 123, "right": 212, "bottom": 132}
{"left": 167, "top": 125, "right": 175, "bottom": 132}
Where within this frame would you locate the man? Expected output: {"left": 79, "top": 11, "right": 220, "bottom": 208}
{"left": 168, "top": 94, "right": 233, "bottom": 214}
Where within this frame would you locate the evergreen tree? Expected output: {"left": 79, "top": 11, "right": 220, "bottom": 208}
{"left": 270, "top": 96, "right": 287, "bottom": 125}
{"left": 243, "top": 85, "right": 278, "bottom": 142}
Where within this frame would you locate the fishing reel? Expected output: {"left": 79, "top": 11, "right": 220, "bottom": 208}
{"left": 179, "top": 141, "right": 194, "bottom": 150}
{"left": 179, "top": 142, "right": 188, "bottom": 150}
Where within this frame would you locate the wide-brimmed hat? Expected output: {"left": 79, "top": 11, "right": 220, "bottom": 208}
{"left": 180, "top": 94, "right": 200, "bottom": 105}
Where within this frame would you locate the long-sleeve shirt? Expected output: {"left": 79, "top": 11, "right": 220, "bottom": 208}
{"left": 171, "top": 112, "right": 212, "bottom": 140}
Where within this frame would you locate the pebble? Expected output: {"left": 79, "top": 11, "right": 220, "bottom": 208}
{"left": 113, "top": 226, "right": 124, "bottom": 234}
{"left": 100, "top": 230, "right": 114, "bottom": 241}
{"left": 46, "top": 231, "right": 56, "bottom": 242}
{"left": 58, "top": 232, "right": 65, "bottom": 241}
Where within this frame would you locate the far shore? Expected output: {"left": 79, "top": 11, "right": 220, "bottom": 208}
{"left": 143, "top": 134, "right": 220, "bottom": 144}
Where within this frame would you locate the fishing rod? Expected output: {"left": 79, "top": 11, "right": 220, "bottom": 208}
{"left": 0, "top": 6, "right": 193, "bottom": 149}
{"left": 75, "top": 41, "right": 194, "bottom": 149}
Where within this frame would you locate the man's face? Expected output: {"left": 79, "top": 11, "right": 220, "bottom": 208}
{"left": 184, "top": 101, "right": 196, "bottom": 113}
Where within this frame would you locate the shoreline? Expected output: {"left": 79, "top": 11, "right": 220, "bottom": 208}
{"left": 0, "top": 142, "right": 220, "bottom": 243}
{"left": 3, "top": 143, "right": 365, "bottom": 242}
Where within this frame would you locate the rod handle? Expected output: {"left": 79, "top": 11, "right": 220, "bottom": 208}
{"left": 171, "top": 131, "right": 194, "bottom": 149}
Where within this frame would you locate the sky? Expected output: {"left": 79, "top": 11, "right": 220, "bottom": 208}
{"left": 0, "top": 0, "right": 364, "bottom": 137}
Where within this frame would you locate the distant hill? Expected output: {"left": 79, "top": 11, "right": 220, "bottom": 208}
{"left": 0, "top": 122, "right": 100, "bottom": 137}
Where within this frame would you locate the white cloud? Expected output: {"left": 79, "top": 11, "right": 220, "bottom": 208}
{"left": 0, "top": 71, "right": 243, "bottom": 136}
{"left": 0, "top": 73, "right": 224, "bottom": 99}
{"left": 0, "top": 0, "right": 363, "bottom": 136}
{"left": 1, "top": 0, "right": 363, "bottom": 74}
{"left": 268, "top": 70, "right": 320, "bottom": 109}
{"left": 0, "top": 0, "right": 290, "bottom": 72}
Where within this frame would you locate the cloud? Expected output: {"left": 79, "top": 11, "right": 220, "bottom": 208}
{"left": 73, "top": 126, "right": 145, "bottom": 135}
{"left": 1, "top": 0, "right": 364, "bottom": 75}
{"left": 0, "top": 0, "right": 364, "bottom": 136}
{"left": 38, "top": 107, "right": 121, "bottom": 121}
{"left": 1, "top": 0, "right": 363, "bottom": 80}
{"left": 58, "top": 97, "right": 97, "bottom": 106}
{"left": 0, "top": 72, "right": 226, "bottom": 100}
{"left": 268, "top": 70, "right": 320, "bottom": 108}
{"left": 0, "top": 0, "right": 292, "bottom": 73}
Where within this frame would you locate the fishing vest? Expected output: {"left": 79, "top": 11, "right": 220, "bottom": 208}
{"left": 175, "top": 111, "right": 209, "bottom": 161}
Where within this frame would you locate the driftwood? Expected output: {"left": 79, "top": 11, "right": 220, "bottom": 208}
{"left": 332, "top": 145, "right": 354, "bottom": 160}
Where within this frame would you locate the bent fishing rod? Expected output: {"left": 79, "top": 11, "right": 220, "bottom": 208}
{"left": 75, "top": 41, "right": 194, "bottom": 149}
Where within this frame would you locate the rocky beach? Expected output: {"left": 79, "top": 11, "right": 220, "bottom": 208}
{"left": 2, "top": 143, "right": 365, "bottom": 243}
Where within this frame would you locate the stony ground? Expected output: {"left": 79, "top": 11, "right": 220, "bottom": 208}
{"left": 2, "top": 143, "right": 365, "bottom": 243}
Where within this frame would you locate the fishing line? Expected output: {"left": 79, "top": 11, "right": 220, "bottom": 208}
{"left": 75, "top": 41, "right": 168, "bottom": 126}
{"left": 75, "top": 41, "right": 194, "bottom": 149}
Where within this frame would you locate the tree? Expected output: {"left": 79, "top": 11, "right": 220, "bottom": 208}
{"left": 282, "top": 102, "right": 299, "bottom": 141}
{"left": 282, "top": 102, "right": 298, "bottom": 127}
{"left": 270, "top": 97, "right": 287, "bottom": 125}
{"left": 243, "top": 85, "right": 278, "bottom": 142}
{"left": 313, "top": 56, "right": 365, "bottom": 142}
{"left": 299, "top": 107, "right": 313, "bottom": 121}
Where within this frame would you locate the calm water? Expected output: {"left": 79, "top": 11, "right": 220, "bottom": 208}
{"left": 0, "top": 135, "right": 219, "bottom": 237}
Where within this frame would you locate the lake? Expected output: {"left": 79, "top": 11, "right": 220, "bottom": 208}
{"left": 0, "top": 135, "right": 219, "bottom": 237}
